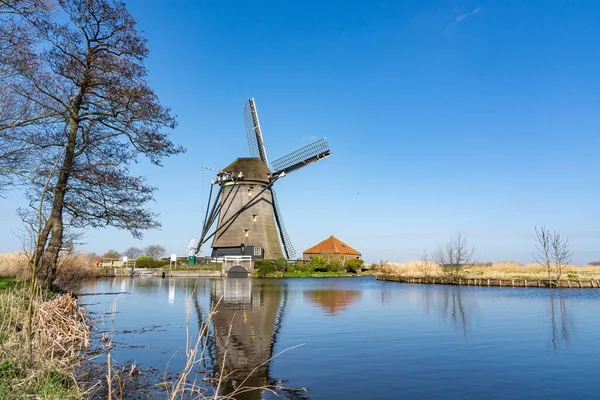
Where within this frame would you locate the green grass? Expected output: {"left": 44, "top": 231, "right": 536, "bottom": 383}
{"left": 284, "top": 271, "right": 355, "bottom": 278}
{"left": 0, "top": 277, "right": 17, "bottom": 292}
{"left": 170, "top": 263, "right": 222, "bottom": 271}
{"left": 254, "top": 270, "right": 357, "bottom": 278}
{"left": 0, "top": 360, "right": 80, "bottom": 400}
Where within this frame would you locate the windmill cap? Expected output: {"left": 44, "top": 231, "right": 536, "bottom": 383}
{"left": 222, "top": 158, "right": 272, "bottom": 183}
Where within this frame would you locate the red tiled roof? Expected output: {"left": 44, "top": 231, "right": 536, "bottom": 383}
{"left": 303, "top": 235, "right": 361, "bottom": 256}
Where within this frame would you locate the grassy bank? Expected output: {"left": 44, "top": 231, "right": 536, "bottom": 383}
{"left": 0, "top": 277, "right": 16, "bottom": 291}
{"left": 376, "top": 261, "right": 600, "bottom": 282}
{"left": 255, "top": 270, "right": 357, "bottom": 278}
{"left": 169, "top": 263, "right": 222, "bottom": 271}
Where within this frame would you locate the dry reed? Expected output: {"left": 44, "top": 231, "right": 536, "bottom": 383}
{"left": 375, "top": 260, "right": 600, "bottom": 281}
{"left": 0, "top": 251, "right": 104, "bottom": 290}
{"left": 0, "top": 287, "right": 90, "bottom": 398}
{"left": 0, "top": 251, "right": 28, "bottom": 277}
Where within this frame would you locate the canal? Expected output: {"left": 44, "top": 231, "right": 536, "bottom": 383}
{"left": 81, "top": 277, "right": 600, "bottom": 399}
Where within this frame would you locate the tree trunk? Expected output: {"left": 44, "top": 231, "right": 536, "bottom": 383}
{"left": 37, "top": 119, "right": 78, "bottom": 289}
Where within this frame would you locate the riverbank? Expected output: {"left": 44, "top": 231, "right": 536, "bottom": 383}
{"left": 376, "top": 261, "right": 600, "bottom": 288}
{"left": 99, "top": 267, "right": 367, "bottom": 279}
{"left": 255, "top": 270, "right": 358, "bottom": 278}
{"left": 377, "top": 275, "right": 600, "bottom": 288}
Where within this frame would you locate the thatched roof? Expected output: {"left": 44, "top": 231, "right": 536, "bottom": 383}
{"left": 222, "top": 158, "right": 272, "bottom": 183}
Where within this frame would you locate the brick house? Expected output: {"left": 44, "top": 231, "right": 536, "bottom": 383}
{"left": 302, "top": 235, "right": 362, "bottom": 261}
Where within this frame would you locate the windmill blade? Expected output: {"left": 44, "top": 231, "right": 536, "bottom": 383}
{"left": 271, "top": 189, "right": 296, "bottom": 259}
{"left": 271, "top": 138, "right": 332, "bottom": 176}
{"left": 244, "top": 98, "right": 269, "bottom": 165}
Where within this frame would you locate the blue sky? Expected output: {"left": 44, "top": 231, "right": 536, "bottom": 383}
{"left": 1, "top": 0, "right": 599, "bottom": 263}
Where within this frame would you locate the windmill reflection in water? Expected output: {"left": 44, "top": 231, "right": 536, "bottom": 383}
{"left": 192, "top": 279, "right": 309, "bottom": 399}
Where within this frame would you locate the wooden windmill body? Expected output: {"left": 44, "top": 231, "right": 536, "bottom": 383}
{"left": 197, "top": 98, "right": 332, "bottom": 260}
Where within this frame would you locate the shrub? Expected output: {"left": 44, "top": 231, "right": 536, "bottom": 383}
{"left": 275, "top": 257, "right": 288, "bottom": 272}
{"left": 327, "top": 258, "right": 344, "bottom": 272}
{"left": 254, "top": 260, "right": 276, "bottom": 277}
{"left": 294, "top": 262, "right": 314, "bottom": 272}
{"left": 136, "top": 256, "right": 156, "bottom": 268}
{"left": 308, "top": 256, "right": 327, "bottom": 272}
{"left": 440, "top": 264, "right": 466, "bottom": 282}
{"left": 345, "top": 259, "right": 364, "bottom": 273}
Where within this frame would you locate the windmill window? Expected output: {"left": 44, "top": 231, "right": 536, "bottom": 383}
{"left": 244, "top": 229, "right": 249, "bottom": 238}
{"left": 254, "top": 246, "right": 262, "bottom": 256}
{"left": 252, "top": 215, "right": 257, "bottom": 222}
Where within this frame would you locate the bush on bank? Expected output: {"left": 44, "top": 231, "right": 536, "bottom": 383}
{"left": 135, "top": 256, "right": 168, "bottom": 268}
{"left": 255, "top": 260, "right": 277, "bottom": 277}
{"left": 254, "top": 257, "right": 363, "bottom": 277}
{"left": 345, "top": 258, "right": 364, "bottom": 273}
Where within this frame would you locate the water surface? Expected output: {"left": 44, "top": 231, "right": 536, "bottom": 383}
{"left": 81, "top": 277, "right": 600, "bottom": 399}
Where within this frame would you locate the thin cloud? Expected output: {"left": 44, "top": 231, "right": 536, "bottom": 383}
{"left": 446, "top": 7, "right": 482, "bottom": 32}
{"left": 456, "top": 7, "right": 481, "bottom": 23}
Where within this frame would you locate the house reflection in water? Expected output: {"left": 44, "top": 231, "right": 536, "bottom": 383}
{"left": 208, "top": 279, "right": 284, "bottom": 400}
{"left": 303, "top": 290, "right": 361, "bottom": 316}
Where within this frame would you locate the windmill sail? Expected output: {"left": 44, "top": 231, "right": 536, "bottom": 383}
{"left": 244, "top": 98, "right": 269, "bottom": 166}
{"left": 271, "top": 188, "right": 296, "bottom": 259}
{"left": 271, "top": 138, "right": 332, "bottom": 176}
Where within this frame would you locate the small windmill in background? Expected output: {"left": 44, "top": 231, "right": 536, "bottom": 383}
{"left": 186, "top": 236, "right": 199, "bottom": 257}
{"left": 195, "top": 97, "right": 332, "bottom": 260}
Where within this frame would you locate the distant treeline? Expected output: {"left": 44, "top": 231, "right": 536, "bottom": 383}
{"left": 589, "top": 261, "right": 600, "bottom": 266}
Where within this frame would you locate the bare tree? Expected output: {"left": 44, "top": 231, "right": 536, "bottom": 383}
{"left": 433, "top": 234, "right": 477, "bottom": 282}
{"left": 417, "top": 251, "right": 435, "bottom": 279}
{"left": 0, "top": 0, "right": 183, "bottom": 288}
{"left": 0, "top": 1, "right": 50, "bottom": 194}
{"left": 123, "top": 246, "right": 143, "bottom": 260}
{"left": 143, "top": 244, "right": 166, "bottom": 260}
{"left": 533, "top": 226, "right": 573, "bottom": 285}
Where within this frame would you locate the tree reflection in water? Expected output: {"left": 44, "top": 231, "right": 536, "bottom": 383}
{"left": 194, "top": 279, "right": 309, "bottom": 400}
{"left": 413, "top": 286, "right": 478, "bottom": 336}
{"left": 549, "top": 290, "right": 572, "bottom": 351}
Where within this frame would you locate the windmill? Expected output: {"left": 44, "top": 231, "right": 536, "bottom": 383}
{"left": 186, "top": 237, "right": 198, "bottom": 257}
{"left": 195, "top": 98, "right": 332, "bottom": 260}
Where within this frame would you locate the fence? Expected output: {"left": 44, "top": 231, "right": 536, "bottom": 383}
{"left": 99, "top": 258, "right": 136, "bottom": 268}
{"left": 222, "top": 256, "right": 254, "bottom": 274}
{"left": 377, "top": 275, "right": 600, "bottom": 288}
